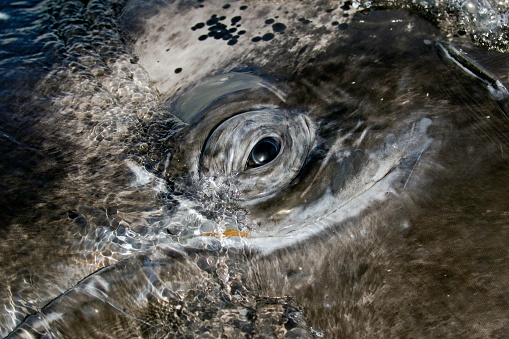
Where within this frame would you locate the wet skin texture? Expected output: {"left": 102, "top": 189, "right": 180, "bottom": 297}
{"left": 1, "top": 0, "right": 509, "bottom": 337}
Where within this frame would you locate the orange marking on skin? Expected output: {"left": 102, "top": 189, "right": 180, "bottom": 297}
{"left": 203, "top": 229, "right": 249, "bottom": 238}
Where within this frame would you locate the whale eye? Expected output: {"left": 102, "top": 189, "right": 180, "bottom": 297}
{"left": 199, "top": 108, "right": 314, "bottom": 201}
{"left": 248, "top": 137, "right": 280, "bottom": 168}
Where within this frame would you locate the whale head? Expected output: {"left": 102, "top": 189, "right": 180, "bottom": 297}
{"left": 118, "top": 2, "right": 486, "bottom": 254}
{"left": 3, "top": 0, "right": 509, "bottom": 337}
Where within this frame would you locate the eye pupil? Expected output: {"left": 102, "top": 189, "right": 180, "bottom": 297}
{"left": 250, "top": 137, "right": 280, "bottom": 167}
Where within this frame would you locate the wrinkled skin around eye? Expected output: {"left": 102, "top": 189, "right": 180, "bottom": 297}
{"left": 199, "top": 108, "right": 314, "bottom": 201}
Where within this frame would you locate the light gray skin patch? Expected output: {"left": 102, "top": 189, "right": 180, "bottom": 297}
{"left": 131, "top": 0, "right": 353, "bottom": 100}
{"left": 2, "top": 0, "right": 509, "bottom": 337}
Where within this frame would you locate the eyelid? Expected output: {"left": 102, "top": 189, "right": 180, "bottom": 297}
{"left": 172, "top": 72, "right": 282, "bottom": 124}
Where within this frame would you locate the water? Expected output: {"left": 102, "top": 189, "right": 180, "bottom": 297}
{"left": 1, "top": 0, "right": 509, "bottom": 337}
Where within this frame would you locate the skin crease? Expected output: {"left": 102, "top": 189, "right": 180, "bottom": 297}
{"left": 1, "top": 0, "right": 509, "bottom": 337}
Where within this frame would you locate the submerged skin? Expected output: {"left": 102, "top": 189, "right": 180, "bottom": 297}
{"left": 1, "top": 0, "right": 508, "bottom": 337}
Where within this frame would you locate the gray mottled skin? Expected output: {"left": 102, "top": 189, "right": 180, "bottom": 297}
{"left": 1, "top": 0, "right": 509, "bottom": 338}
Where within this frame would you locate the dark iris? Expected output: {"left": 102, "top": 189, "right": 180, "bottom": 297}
{"left": 248, "top": 137, "right": 280, "bottom": 168}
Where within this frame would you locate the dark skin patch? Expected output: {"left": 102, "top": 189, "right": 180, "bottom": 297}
{"left": 272, "top": 23, "right": 286, "bottom": 33}
{"left": 262, "top": 33, "right": 275, "bottom": 41}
